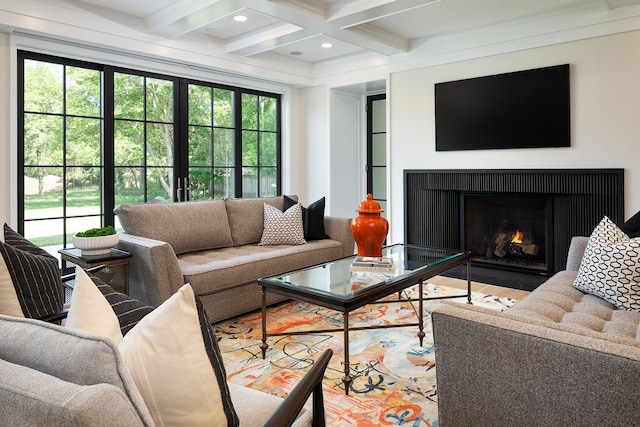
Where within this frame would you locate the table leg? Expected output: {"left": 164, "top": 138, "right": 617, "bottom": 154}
{"left": 467, "top": 261, "right": 473, "bottom": 304}
{"left": 342, "top": 310, "right": 352, "bottom": 395}
{"left": 417, "top": 279, "right": 425, "bottom": 346}
{"left": 260, "top": 286, "right": 269, "bottom": 359}
{"left": 124, "top": 263, "right": 130, "bottom": 296}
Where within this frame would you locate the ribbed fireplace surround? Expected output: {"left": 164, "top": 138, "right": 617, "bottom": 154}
{"left": 404, "top": 169, "right": 624, "bottom": 276}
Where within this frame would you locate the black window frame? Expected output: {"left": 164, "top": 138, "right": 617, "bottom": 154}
{"left": 17, "top": 50, "right": 282, "bottom": 243}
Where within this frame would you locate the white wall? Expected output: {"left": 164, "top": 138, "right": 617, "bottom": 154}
{"left": 329, "top": 90, "right": 363, "bottom": 218}
{"left": 288, "top": 85, "right": 330, "bottom": 207}
{"left": 388, "top": 30, "right": 640, "bottom": 244}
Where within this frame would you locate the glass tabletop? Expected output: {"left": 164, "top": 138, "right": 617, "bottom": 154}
{"left": 261, "top": 244, "right": 467, "bottom": 299}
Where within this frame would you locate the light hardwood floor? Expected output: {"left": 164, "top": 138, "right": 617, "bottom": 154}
{"left": 430, "top": 275, "right": 531, "bottom": 301}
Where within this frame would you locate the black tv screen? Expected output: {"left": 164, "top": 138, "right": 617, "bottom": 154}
{"left": 435, "top": 64, "right": 570, "bottom": 151}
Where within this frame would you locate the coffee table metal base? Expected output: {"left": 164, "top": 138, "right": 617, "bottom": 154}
{"left": 260, "top": 267, "right": 472, "bottom": 395}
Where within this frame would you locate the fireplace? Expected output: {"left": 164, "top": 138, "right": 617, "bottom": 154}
{"left": 404, "top": 169, "right": 624, "bottom": 289}
{"left": 462, "top": 193, "right": 552, "bottom": 274}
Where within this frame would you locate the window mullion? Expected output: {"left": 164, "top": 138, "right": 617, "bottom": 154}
{"left": 234, "top": 90, "right": 243, "bottom": 198}
{"left": 103, "top": 67, "right": 115, "bottom": 226}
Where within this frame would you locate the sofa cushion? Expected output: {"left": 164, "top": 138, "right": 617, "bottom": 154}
{"left": 508, "top": 271, "right": 640, "bottom": 339}
{"left": 178, "top": 240, "right": 344, "bottom": 296}
{"left": 115, "top": 199, "right": 234, "bottom": 254}
{"left": 259, "top": 203, "right": 306, "bottom": 246}
{"left": 0, "top": 315, "right": 152, "bottom": 425}
{"left": 119, "top": 284, "right": 239, "bottom": 426}
{"left": 225, "top": 196, "right": 286, "bottom": 246}
{"left": 573, "top": 216, "right": 640, "bottom": 311}
{"left": 284, "top": 195, "right": 330, "bottom": 241}
{"left": 227, "top": 382, "right": 310, "bottom": 427}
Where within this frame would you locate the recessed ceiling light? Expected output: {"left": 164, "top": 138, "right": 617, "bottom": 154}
{"left": 233, "top": 15, "right": 248, "bottom": 22}
{"left": 321, "top": 42, "right": 333, "bottom": 48}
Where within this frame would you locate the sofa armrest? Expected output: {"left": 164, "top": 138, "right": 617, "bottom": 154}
{"left": 432, "top": 302, "right": 640, "bottom": 427}
{"left": 565, "top": 236, "right": 589, "bottom": 271}
{"left": 324, "top": 216, "right": 355, "bottom": 257}
{"left": 0, "top": 359, "right": 147, "bottom": 427}
{"left": 116, "top": 234, "right": 184, "bottom": 307}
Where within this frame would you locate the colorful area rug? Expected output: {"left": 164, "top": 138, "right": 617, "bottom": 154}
{"left": 215, "top": 284, "right": 516, "bottom": 426}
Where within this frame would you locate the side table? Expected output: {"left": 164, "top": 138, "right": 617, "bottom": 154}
{"left": 59, "top": 248, "right": 132, "bottom": 295}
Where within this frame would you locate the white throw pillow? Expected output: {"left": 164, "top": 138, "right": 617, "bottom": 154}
{"left": 66, "top": 267, "right": 124, "bottom": 344}
{"left": 573, "top": 216, "right": 640, "bottom": 310}
{"left": 119, "top": 284, "right": 237, "bottom": 427}
{"left": 259, "top": 202, "right": 306, "bottom": 246}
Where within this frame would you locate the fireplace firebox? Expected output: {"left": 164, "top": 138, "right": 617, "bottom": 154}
{"left": 462, "top": 194, "right": 552, "bottom": 274}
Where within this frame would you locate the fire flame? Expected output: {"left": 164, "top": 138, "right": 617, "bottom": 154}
{"left": 511, "top": 230, "right": 523, "bottom": 244}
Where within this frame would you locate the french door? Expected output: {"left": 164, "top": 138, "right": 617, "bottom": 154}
{"left": 18, "top": 51, "right": 281, "bottom": 250}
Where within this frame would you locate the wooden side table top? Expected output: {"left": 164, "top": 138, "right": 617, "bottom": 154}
{"left": 58, "top": 248, "right": 132, "bottom": 263}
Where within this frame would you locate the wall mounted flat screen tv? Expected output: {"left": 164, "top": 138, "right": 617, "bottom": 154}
{"left": 435, "top": 64, "right": 570, "bottom": 151}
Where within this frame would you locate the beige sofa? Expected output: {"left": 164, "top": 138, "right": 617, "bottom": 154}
{"left": 115, "top": 196, "right": 355, "bottom": 322}
{"left": 432, "top": 236, "right": 640, "bottom": 426}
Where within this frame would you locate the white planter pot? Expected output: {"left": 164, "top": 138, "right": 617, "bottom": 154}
{"left": 72, "top": 234, "right": 119, "bottom": 256}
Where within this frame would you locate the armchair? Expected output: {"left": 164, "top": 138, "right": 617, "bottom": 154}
{"left": 0, "top": 313, "right": 332, "bottom": 427}
{"left": 1, "top": 224, "right": 334, "bottom": 426}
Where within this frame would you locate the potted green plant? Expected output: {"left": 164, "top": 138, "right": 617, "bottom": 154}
{"left": 72, "top": 226, "right": 119, "bottom": 256}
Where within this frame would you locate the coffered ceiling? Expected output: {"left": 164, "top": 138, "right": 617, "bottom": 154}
{"left": 67, "top": 0, "right": 640, "bottom": 64}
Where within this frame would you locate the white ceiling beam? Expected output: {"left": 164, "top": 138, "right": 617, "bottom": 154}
{"left": 144, "top": 0, "right": 439, "bottom": 56}
{"left": 145, "top": 0, "right": 243, "bottom": 37}
{"left": 227, "top": 0, "right": 422, "bottom": 56}
{"left": 225, "top": 22, "right": 307, "bottom": 54}
{"left": 327, "top": 0, "right": 442, "bottom": 23}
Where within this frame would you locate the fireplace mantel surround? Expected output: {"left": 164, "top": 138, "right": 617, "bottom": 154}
{"left": 404, "top": 169, "right": 624, "bottom": 276}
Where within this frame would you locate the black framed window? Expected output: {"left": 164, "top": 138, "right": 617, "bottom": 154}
{"left": 366, "top": 93, "right": 387, "bottom": 213}
{"left": 182, "top": 81, "right": 281, "bottom": 200}
{"left": 17, "top": 51, "right": 282, "bottom": 251}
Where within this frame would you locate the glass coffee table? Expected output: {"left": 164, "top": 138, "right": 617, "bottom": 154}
{"left": 258, "top": 243, "right": 472, "bottom": 395}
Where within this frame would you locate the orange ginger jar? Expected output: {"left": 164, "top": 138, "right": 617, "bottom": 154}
{"left": 350, "top": 194, "right": 389, "bottom": 257}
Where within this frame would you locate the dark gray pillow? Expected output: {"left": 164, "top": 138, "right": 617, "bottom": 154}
{"left": 0, "top": 241, "right": 63, "bottom": 319}
{"left": 3, "top": 223, "right": 57, "bottom": 261}
{"left": 620, "top": 210, "right": 640, "bottom": 238}
{"left": 195, "top": 296, "right": 239, "bottom": 426}
{"left": 92, "top": 274, "right": 154, "bottom": 336}
{"left": 284, "top": 195, "right": 330, "bottom": 241}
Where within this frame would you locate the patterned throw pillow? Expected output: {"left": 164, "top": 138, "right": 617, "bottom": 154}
{"left": 0, "top": 240, "right": 63, "bottom": 319}
{"left": 94, "top": 275, "right": 154, "bottom": 336}
{"left": 3, "top": 224, "right": 58, "bottom": 260}
{"left": 1, "top": 224, "right": 64, "bottom": 318}
{"left": 573, "top": 216, "right": 640, "bottom": 310}
{"left": 259, "top": 203, "right": 306, "bottom": 246}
